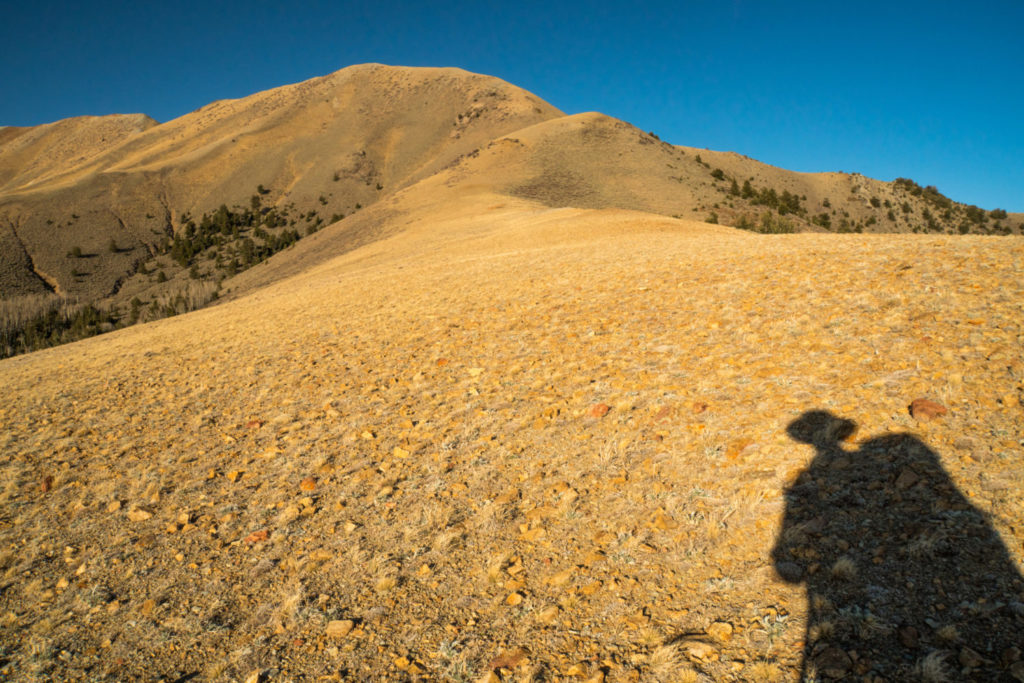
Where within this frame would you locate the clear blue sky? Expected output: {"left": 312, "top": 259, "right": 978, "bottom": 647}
{"left": 2, "top": 1, "right": 1021, "bottom": 211}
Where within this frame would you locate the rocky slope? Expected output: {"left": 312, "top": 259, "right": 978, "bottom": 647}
{"left": 1, "top": 192, "right": 1022, "bottom": 680}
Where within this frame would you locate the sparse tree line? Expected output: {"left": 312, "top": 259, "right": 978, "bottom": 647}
{"left": 700, "top": 164, "right": 1019, "bottom": 236}
{"left": 3, "top": 184, "right": 362, "bottom": 359}
{"left": 0, "top": 283, "right": 221, "bottom": 359}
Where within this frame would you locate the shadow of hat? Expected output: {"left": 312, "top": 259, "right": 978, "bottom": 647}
{"left": 787, "top": 410, "right": 857, "bottom": 446}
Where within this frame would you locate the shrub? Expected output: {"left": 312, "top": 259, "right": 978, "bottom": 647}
{"left": 991, "top": 208, "right": 1008, "bottom": 220}
{"left": 760, "top": 212, "right": 794, "bottom": 234}
{"left": 706, "top": 212, "right": 719, "bottom": 224}
{"left": 68, "top": 246, "right": 83, "bottom": 258}
{"left": 710, "top": 168, "right": 725, "bottom": 181}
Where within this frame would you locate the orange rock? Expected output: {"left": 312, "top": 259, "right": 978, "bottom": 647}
{"left": 909, "top": 398, "right": 948, "bottom": 422}
{"left": 589, "top": 403, "right": 611, "bottom": 418}
{"left": 299, "top": 477, "right": 317, "bottom": 491}
{"left": 244, "top": 529, "right": 269, "bottom": 544}
{"left": 488, "top": 647, "right": 528, "bottom": 669}
{"left": 40, "top": 475, "right": 54, "bottom": 493}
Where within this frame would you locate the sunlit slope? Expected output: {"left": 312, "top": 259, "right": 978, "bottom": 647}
{"left": 0, "top": 64, "right": 563, "bottom": 299}
{"left": 1, "top": 197, "right": 1022, "bottom": 679}
{"left": 0, "top": 114, "right": 157, "bottom": 193}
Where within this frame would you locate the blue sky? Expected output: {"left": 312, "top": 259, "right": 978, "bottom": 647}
{"left": 2, "top": 1, "right": 1021, "bottom": 210}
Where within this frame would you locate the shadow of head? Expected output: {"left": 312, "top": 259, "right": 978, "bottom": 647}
{"left": 786, "top": 410, "right": 857, "bottom": 447}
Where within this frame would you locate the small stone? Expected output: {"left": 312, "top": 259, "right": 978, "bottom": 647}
{"left": 476, "top": 672, "right": 500, "bottom": 683}
{"left": 536, "top": 605, "right": 559, "bottom": 624}
{"left": 959, "top": 647, "right": 987, "bottom": 668}
{"left": 589, "top": 403, "right": 611, "bottom": 418}
{"left": 107, "top": 500, "right": 122, "bottom": 513}
{"left": 813, "top": 647, "right": 852, "bottom": 678}
{"left": 244, "top": 529, "right": 269, "bottom": 544}
{"left": 506, "top": 592, "right": 523, "bottom": 606}
{"left": 775, "top": 561, "right": 803, "bottom": 582}
{"left": 244, "top": 670, "right": 263, "bottom": 683}
{"left": 898, "top": 625, "right": 919, "bottom": 649}
{"left": 909, "top": 398, "right": 948, "bottom": 422}
{"left": 41, "top": 475, "right": 54, "bottom": 493}
{"left": 127, "top": 508, "right": 152, "bottom": 522}
{"left": 277, "top": 505, "right": 300, "bottom": 525}
{"left": 681, "top": 640, "right": 719, "bottom": 662}
{"left": 707, "top": 621, "right": 733, "bottom": 643}
{"left": 895, "top": 467, "right": 920, "bottom": 490}
{"left": 140, "top": 599, "right": 156, "bottom": 617}
{"left": 488, "top": 647, "right": 528, "bottom": 669}
{"left": 299, "top": 477, "right": 317, "bottom": 491}
{"left": 953, "top": 437, "right": 976, "bottom": 451}
{"left": 1010, "top": 661, "right": 1024, "bottom": 683}
{"left": 325, "top": 619, "right": 354, "bottom": 639}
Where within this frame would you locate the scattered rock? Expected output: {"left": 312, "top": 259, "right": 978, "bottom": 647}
{"left": 588, "top": 403, "right": 610, "bottom": 418}
{"left": 40, "top": 475, "right": 54, "bottom": 493}
{"left": 953, "top": 436, "right": 976, "bottom": 451}
{"left": 681, "top": 640, "right": 719, "bottom": 662}
{"left": 325, "top": 619, "right": 354, "bottom": 639}
{"left": 706, "top": 621, "right": 733, "bottom": 643}
{"left": 959, "top": 646, "right": 987, "bottom": 668}
{"left": 813, "top": 647, "right": 852, "bottom": 678}
{"left": 775, "top": 561, "right": 803, "bottom": 582}
{"left": 898, "top": 625, "right": 919, "bottom": 649}
{"left": 894, "top": 467, "right": 920, "bottom": 490}
{"left": 488, "top": 647, "right": 528, "bottom": 669}
{"left": 127, "top": 508, "right": 152, "bottom": 522}
{"left": 299, "top": 477, "right": 317, "bottom": 491}
{"left": 244, "top": 529, "right": 269, "bottom": 544}
{"left": 909, "top": 398, "right": 948, "bottom": 422}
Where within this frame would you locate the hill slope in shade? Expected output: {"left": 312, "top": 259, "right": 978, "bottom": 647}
{"left": 1, "top": 191, "right": 1023, "bottom": 679}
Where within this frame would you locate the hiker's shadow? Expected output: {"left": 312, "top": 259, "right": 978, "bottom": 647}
{"left": 772, "top": 411, "right": 1024, "bottom": 681}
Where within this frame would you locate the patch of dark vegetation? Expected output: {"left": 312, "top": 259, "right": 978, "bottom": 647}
{"left": 1, "top": 184, "right": 343, "bottom": 359}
